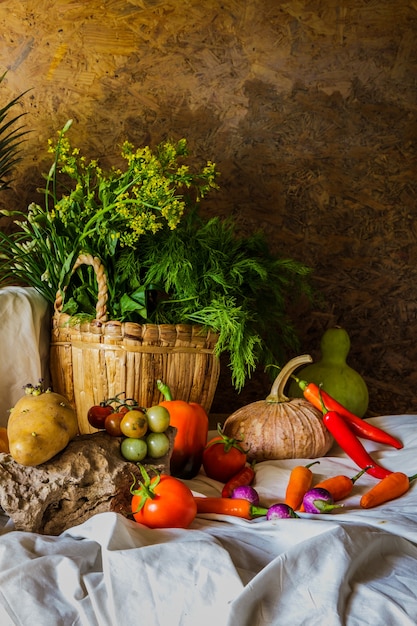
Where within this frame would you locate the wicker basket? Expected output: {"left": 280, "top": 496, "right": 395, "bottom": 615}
{"left": 50, "top": 254, "right": 220, "bottom": 434}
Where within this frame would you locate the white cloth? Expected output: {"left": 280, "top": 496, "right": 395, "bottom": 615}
{"left": 0, "top": 286, "right": 50, "bottom": 426}
{"left": 1, "top": 414, "right": 417, "bottom": 625}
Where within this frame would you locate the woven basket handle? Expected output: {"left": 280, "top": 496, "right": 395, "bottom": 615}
{"left": 54, "top": 253, "right": 108, "bottom": 323}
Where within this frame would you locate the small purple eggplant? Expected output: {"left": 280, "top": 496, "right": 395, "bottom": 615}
{"left": 266, "top": 503, "right": 299, "bottom": 520}
{"left": 302, "top": 487, "right": 344, "bottom": 514}
{"left": 231, "top": 485, "right": 260, "bottom": 506}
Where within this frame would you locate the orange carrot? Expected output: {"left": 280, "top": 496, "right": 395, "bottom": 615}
{"left": 360, "top": 471, "right": 417, "bottom": 509}
{"left": 194, "top": 497, "right": 267, "bottom": 519}
{"left": 284, "top": 461, "right": 320, "bottom": 510}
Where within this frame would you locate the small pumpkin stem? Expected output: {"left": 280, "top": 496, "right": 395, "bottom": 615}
{"left": 266, "top": 354, "right": 313, "bottom": 403}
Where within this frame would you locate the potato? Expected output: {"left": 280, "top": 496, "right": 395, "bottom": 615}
{"left": 7, "top": 384, "right": 78, "bottom": 466}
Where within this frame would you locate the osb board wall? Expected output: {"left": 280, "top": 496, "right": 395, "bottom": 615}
{"left": 0, "top": 0, "right": 416, "bottom": 416}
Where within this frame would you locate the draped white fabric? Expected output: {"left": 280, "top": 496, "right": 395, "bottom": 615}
{"left": 0, "top": 286, "right": 50, "bottom": 426}
{"left": 0, "top": 286, "right": 416, "bottom": 625}
{"left": 1, "top": 414, "right": 417, "bottom": 626}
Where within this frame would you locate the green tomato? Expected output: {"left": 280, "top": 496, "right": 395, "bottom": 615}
{"left": 146, "top": 405, "right": 170, "bottom": 433}
{"left": 146, "top": 432, "right": 170, "bottom": 458}
{"left": 121, "top": 437, "right": 148, "bottom": 462}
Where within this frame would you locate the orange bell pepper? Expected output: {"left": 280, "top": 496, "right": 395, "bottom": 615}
{"left": 157, "top": 380, "right": 208, "bottom": 479}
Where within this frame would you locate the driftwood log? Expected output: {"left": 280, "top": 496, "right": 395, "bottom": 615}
{"left": 0, "top": 428, "right": 176, "bottom": 536}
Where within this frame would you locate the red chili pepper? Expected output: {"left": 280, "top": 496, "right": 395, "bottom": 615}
{"left": 221, "top": 462, "right": 256, "bottom": 498}
{"left": 293, "top": 377, "right": 403, "bottom": 450}
{"left": 322, "top": 410, "right": 392, "bottom": 479}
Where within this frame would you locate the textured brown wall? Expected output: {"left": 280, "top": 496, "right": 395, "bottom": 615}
{"left": 1, "top": 1, "right": 416, "bottom": 415}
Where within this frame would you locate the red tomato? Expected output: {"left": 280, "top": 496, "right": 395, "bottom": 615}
{"left": 202, "top": 435, "right": 247, "bottom": 482}
{"left": 104, "top": 411, "right": 124, "bottom": 437}
{"left": 131, "top": 474, "right": 197, "bottom": 529}
{"left": 87, "top": 403, "right": 114, "bottom": 429}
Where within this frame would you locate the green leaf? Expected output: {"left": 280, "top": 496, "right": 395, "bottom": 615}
{"left": 0, "top": 73, "right": 30, "bottom": 190}
{"left": 119, "top": 290, "right": 148, "bottom": 319}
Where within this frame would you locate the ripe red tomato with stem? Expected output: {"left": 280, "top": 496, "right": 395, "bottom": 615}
{"left": 202, "top": 425, "right": 248, "bottom": 482}
{"left": 87, "top": 403, "right": 114, "bottom": 429}
{"left": 88, "top": 394, "right": 140, "bottom": 431}
{"left": 131, "top": 465, "right": 197, "bottom": 529}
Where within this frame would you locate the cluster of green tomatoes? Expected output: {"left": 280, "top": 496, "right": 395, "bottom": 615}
{"left": 87, "top": 398, "right": 171, "bottom": 462}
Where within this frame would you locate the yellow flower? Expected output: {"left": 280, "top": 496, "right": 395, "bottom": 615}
{"left": 41, "top": 125, "right": 219, "bottom": 253}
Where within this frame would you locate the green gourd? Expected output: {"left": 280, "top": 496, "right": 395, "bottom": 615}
{"left": 288, "top": 327, "right": 369, "bottom": 417}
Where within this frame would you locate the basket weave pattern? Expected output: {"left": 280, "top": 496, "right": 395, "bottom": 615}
{"left": 50, "top": 254, "right": 220, "bottom": 434}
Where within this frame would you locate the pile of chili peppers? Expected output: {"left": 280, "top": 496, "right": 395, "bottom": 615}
{"left": 197, "top": 389, "right": 411, "bottom": 514}
{"left": 293, "top": 375, "right": 403, "bottom": 479}
{"left": 196, "top": 381, "right": 411, "bottom": 515}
